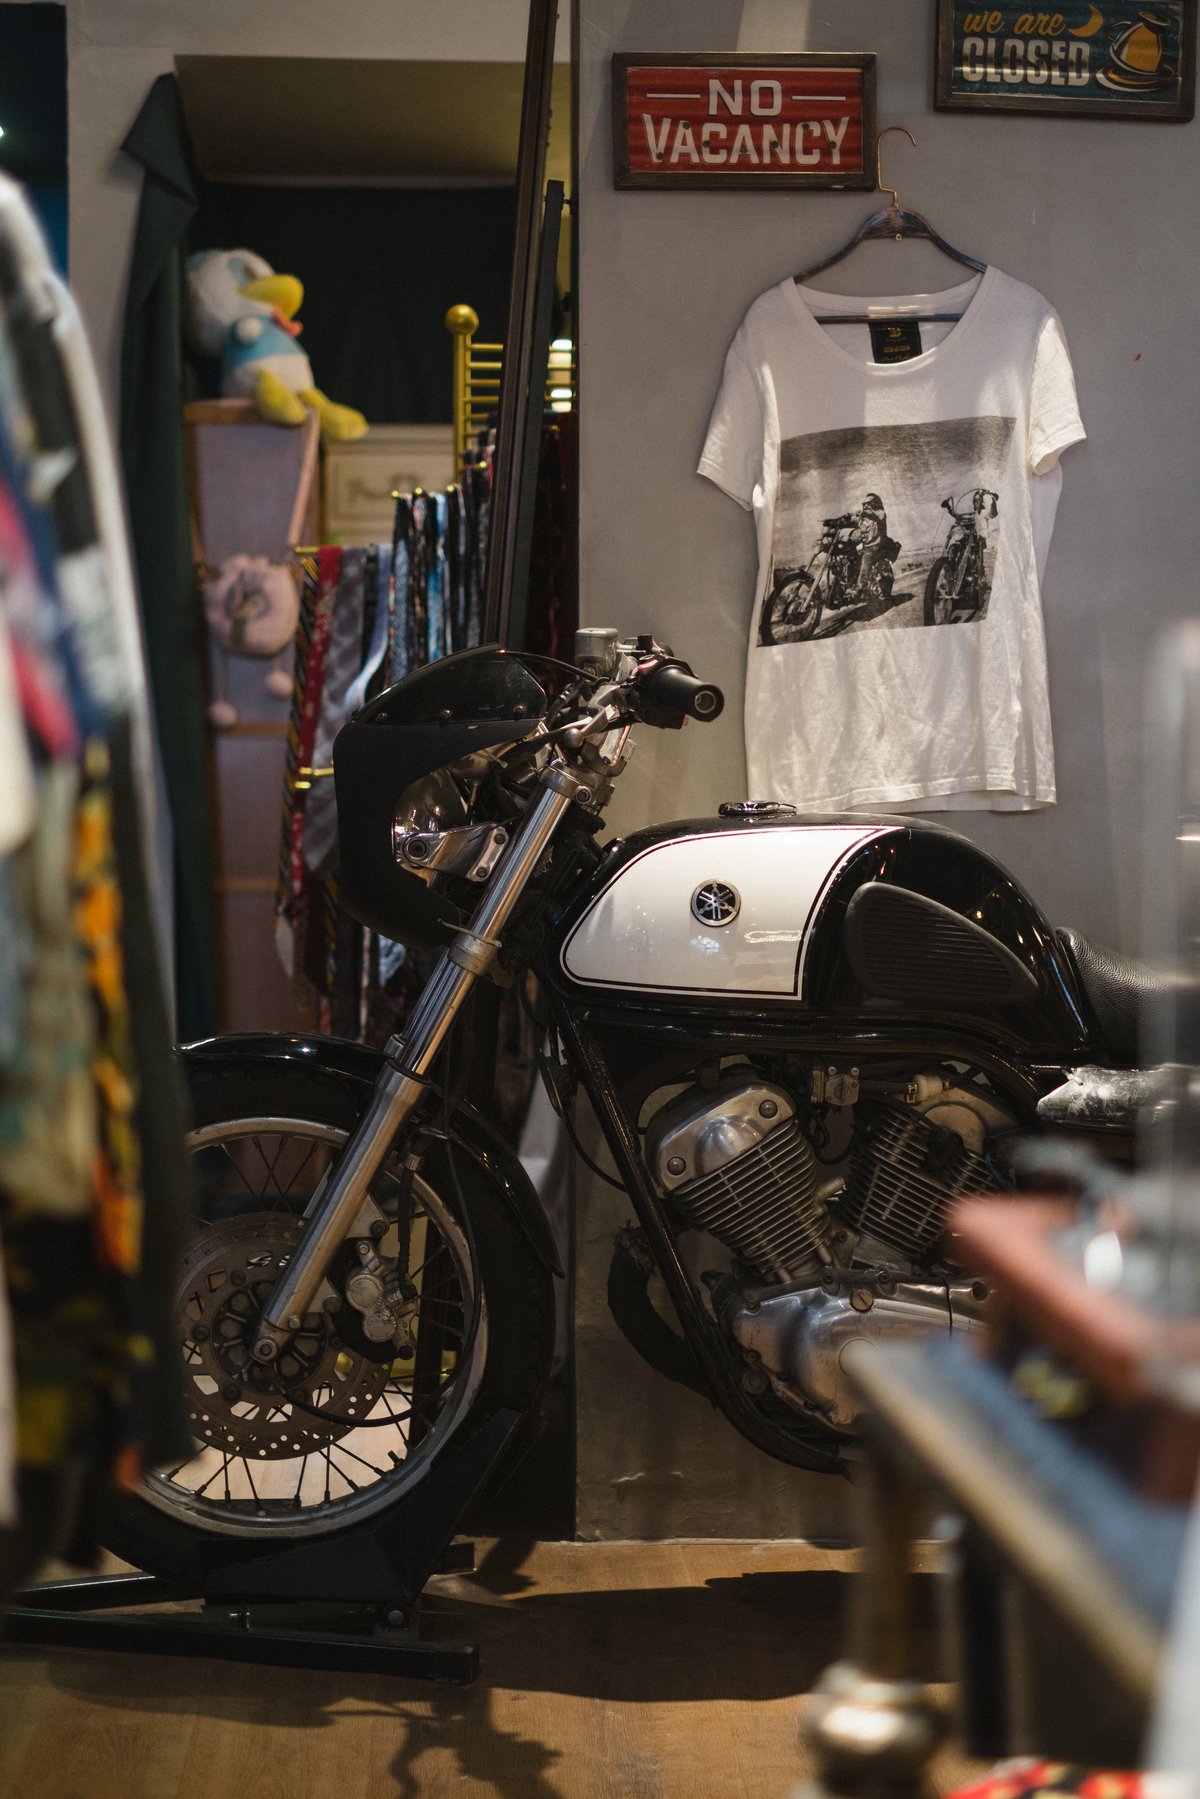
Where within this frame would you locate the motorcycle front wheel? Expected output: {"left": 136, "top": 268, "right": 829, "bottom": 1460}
{"left": 924, "top": 555, "right": 959, "bottom": 625}
{"left": 94, "top": 1060, "right": 555, "bottom": 1583}
{"left": 761, "top": 563, "right": 826, "bottom": 644}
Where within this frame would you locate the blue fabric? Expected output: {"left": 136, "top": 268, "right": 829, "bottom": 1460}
{"left": 428, "top": 492, "right": 448, "bottom": 664}
{"left": 388, "top": 525, "right": 409, "bottom": 686}
{"left": 221, "top": 315, "right": 308, "bottom": 381}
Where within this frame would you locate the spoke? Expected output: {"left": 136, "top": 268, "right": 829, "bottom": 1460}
{"left": 283, "top": 1139, "right": 323, "bottom": 1206}
{"left": 392, "top": 1396, "right": 441, "bottom": 1433}
{"left": 201, "top": 1140, "right": 242, "bottom": 1212}
{"left": 192, "top": 1453, "right": 235, "bottom": 1499}
{"left": 326, "top": 1440, "right": 388, "bottom": 1479}
{"left": 405, "top": 1250, "right": 457, "bottom": 1285}
{"left": 292, "top": 1453, "right": 310, "bottom": 1509}
{"left": 162, "top": 1447, "right": 206, "bottom": 1481}
{"left": 249, "top": 1134, "right": 293, "bottom": 1209}
{"left": 241, "top": 1456, "right": 264, "bottom": 1510}
{"left": 376, "top": 1392, "right": 413, "bottom": 1425}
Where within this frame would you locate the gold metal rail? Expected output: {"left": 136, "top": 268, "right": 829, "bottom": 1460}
{"left": 445, "top": 303, "right": 574, "bottom": 467}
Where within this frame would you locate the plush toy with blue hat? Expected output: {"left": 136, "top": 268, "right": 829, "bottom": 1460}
{"left": 185, "top": 247, "right": 367, "bottom": 442}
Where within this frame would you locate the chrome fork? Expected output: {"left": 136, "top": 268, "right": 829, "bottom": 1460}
{"left": 250, "top": 762, "right": 583, "bottom": 1364}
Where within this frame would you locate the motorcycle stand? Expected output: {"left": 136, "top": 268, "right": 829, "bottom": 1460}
{"left": 2, "top": 1402, "right": 524, "bottom": 1685}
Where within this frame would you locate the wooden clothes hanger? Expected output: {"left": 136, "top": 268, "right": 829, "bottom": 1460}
{"left": 795, "top": 126, "right": 986, "bottom": 326}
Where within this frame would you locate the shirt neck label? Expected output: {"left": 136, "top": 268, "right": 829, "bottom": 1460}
{"left": 869, "top": 320, "right": 923, "bottom": 363}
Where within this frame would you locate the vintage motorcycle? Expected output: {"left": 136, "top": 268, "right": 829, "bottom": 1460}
{"left": 924, "top": 488, "right": 998, "bottom": 625}
{"left": 96, "top": 631, "right": 1154, "bottom": 1578}
{"left": 761, "top": 506, "right": 897, "bottom": 645}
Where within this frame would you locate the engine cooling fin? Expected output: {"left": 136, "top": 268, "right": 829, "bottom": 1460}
{"left": 840, "top": 1101, "right": 994, "bottom": 1257}
{"left": 669, "top": 1115, "right": 829, "bottom": 1282}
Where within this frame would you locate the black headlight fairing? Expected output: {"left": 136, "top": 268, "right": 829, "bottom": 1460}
{"left": 332, "top": 647, "right": 547, "bottom": 948}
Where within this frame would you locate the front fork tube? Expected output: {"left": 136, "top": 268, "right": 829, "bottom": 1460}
{"left": 251, "top": 774, "right": 579, "bottom": 1364}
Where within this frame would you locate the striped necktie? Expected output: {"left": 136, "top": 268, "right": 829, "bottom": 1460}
{"left": 301, "top": 548, "right": 366, "bottom": 878}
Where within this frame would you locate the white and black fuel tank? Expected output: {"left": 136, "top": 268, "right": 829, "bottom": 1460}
{"left": 548, "top": 807, "right": 1100, "bottom": 1052}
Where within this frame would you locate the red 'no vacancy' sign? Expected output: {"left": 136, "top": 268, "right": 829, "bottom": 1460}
{"left": 613, "top": 53, "right": 877, "bottom": 190}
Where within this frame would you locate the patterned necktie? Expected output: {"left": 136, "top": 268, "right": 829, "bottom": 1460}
{"left": 301, "top": 547, "right": 365, "bottom": 878}
{"left": 343, "top": 542, "right": 391, "bottom": 720}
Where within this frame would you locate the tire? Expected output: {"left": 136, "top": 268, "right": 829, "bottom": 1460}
{"left": 924, "top": 555, "right": 958, "bottom": 625}
{"left": 761, "top": 561, "right": 826, "bottom": 644}
{"left": 93, "top": 1061, "right": 555, "bottom": 1583}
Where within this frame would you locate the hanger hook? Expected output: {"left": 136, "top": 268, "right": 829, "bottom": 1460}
{"left": 874, "top": 125, "right": 917, "bottom": 211}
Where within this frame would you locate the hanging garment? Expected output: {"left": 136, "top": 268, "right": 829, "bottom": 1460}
{"left": 118, "top": 73, "right": 215, "bottom": 1037}
{"left": 343, "top": 543, "right": 390, "bottom": 720}
{"left": 302, "top": 548, "right": 366, "bottom": 878}
{"left": 0, "top": 1233, "right": 14, "bottom": 1529}
{"left": 699, "top": 268, "right": 1084, "bottom": 813}
{"left": 280, "top": 546, "right": 340, "bottom": 993}
{"left": 0, "top": 175, "right": 194, "bottom": 1575}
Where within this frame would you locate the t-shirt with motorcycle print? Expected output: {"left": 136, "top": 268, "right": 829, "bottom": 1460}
{"left": 762, "top": 416, "right": 1013, "bottom": 644}
{"left": 699, "top": 266, "right": 1084, "bottom": 813}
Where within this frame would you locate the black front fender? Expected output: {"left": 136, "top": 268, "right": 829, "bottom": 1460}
{"left": 181, "top": 1032, "right": 565, "bottom": 1278}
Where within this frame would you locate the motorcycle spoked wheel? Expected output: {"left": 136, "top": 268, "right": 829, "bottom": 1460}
{"left": 924, "top": 555, "right": 961, "bottom": 625}
{"left": 93, "top": 1062, "right": 555, "bottom": 1585}
{"left": 761, "top": 561, "right": 827, "bottom": 644}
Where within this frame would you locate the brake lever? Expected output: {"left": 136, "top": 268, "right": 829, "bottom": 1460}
{"left": 551, "top": 700, "right": 626, "bottom": 753}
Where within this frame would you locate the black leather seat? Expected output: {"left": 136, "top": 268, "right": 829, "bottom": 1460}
{"left": 1056, "top": 926, "right": 1173, "bottom": 1059}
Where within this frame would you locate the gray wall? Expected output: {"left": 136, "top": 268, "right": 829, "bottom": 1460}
{"left": 572, "top": 0, "right": 1200, "bottom": 1538}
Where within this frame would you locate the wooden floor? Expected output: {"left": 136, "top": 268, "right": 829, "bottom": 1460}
{"left": 0, "top": 1538, "right": 983, "bottom": 1799}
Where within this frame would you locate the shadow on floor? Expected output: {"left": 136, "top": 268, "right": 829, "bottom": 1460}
{"left": 18, "top": 1562, "right": 948, "bottom": 1718}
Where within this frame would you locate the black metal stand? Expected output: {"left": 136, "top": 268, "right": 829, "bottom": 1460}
{"left": 3, "top": 1403, "right": 524, "bottom": 1684}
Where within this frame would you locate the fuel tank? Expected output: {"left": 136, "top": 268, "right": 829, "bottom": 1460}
{"left": 549, "top": 812, "right": 1099, "bottom": 1052}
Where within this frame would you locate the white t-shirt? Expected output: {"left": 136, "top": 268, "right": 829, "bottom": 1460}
{"left": 698, "top": 266, "right": 1085, "bottom": 812}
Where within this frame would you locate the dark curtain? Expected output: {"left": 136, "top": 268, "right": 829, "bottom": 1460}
{"left": 119, "top": 74, "right": 216, "bottom": 1040}
{"left": 189, "top": 183, "right": 516, "bottom": 425}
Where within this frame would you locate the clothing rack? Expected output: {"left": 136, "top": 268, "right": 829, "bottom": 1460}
{"left": 445, "top": 302, "right": 574, "bottom": 470}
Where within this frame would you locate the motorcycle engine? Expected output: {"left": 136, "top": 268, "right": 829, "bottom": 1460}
{"left": 642, "top": 1066, "right": 1014, "bottom": 1431}
{"left": 645, "top": 1075, "right": 832, "bottom": 1281}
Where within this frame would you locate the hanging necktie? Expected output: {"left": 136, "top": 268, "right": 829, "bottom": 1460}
{"left": 466, "top": 462, "right": 488, "bottom": 648}
{"left": 407, "top": 493, "right": 428, "bottom": 675}
{"left": 301, "top": 548, "right": 365, "bottom": 878}
{"left": 278, "top": 546, "right": 339, "bottom": 990}
{"left": 428, "top": 493, "right": 448, "bottom": 664}
{"left": 448, "top": 485, "right": 469, "bottom": 652}
{"left": 388, "top": 498, "right": 410, "bottom": 686}
{"left": 343, "top": 542, "right": 392, "bottom": 720}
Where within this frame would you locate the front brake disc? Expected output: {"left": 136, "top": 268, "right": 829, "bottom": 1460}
{"left": 177, "top": 1214, "right": 389, "bottom": 1457}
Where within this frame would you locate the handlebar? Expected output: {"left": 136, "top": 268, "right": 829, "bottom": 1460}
{"left": 638, "top": 659, "right": 725, "bottom": 725}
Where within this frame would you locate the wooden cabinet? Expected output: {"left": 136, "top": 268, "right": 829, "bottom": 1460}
{"left": 322, "top": 423, "right": 455, "bottom": 543}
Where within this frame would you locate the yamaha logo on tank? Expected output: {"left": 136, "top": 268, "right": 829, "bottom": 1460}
{"left": 691, "top": 881, "right": 741, "bottom": 926}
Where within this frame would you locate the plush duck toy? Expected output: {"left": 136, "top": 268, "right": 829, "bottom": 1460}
{"left": 185, "top": 248, "right": 367, "bottom": 442}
